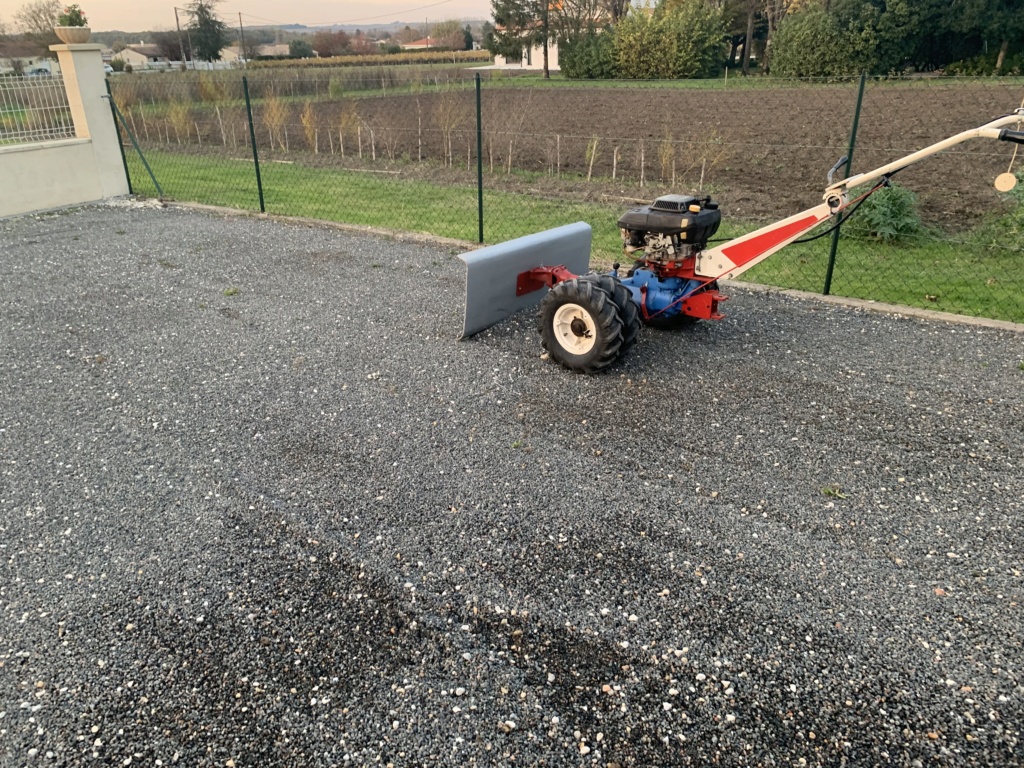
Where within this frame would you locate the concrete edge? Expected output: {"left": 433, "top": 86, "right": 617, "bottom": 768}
{"left": 726, "top": 280, "right": 1024, "bottom": 334}
{"left": 164, "top": 202, "right": 1024, "bottom": 335}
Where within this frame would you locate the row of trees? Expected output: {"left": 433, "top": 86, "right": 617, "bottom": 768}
{"left": 0, "top": 0, "right": 230, "bottom": 63}
{"left": 489, "top": 0, "right": 1024, "bottom": 79}
{"left": 2, "top": 0, "right": 477, "bottom": 69}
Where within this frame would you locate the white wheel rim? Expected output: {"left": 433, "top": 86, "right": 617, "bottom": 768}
{"left": 552, "top": 302, "right": 597, "bottom": 355}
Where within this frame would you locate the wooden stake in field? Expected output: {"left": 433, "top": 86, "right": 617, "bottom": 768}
{"left": 300, "top": 101, "right": 318, "bottom": 154}
{"left": 215, "top": 105, "right": 226, "bottom": 146}
{"left": 639, "top": 139, "right": 645, "bottom": 188}
{"left": 417, "top": 99, "right": 423, "bottom": 162}
{"left": 127, "top": 108, "right": 139, "bottom": 142}
{"left": 586, "top": 137, "right": 599, "bottom": 182}
{"left": 613, "top": 146, "right": 619, "bottom": 181}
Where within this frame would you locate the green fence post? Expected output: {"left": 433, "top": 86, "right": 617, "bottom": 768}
{"left": 476, "top": 72, "right": 484, "bottom": 244}
{"left": 823, "top": 71, "right": 866, "bottom": 296}
{"left": 105, "top": 80, "right": 133, "bottom": 195}
{"left": 243, "top": 76, "right": 266, "bottom": 213}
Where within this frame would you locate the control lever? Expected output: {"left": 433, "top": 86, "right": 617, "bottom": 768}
{"left": 827, "top": 155, "right": 849, "bottom": 184}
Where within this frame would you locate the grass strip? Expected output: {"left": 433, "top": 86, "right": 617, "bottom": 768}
{"left": 125, "top": 149, "right": 1023, "bottom": 323}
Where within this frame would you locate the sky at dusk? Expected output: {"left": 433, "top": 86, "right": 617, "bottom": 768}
{"left": 0, "top": 0, "right": 495, "bottom": 32}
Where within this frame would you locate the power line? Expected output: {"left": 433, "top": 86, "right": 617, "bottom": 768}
{"left": 235, "top": 0, "right": 462, "bottom": 28}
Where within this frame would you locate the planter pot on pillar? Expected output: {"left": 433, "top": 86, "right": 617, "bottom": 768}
{"left": 54, "top": 26, "right": 91, "bottom": 44}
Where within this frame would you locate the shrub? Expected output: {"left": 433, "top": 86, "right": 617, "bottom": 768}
{"left": 560, "top": 31, "right": 616, "bottom": 80}
{"left": 849, "top": 183, "right": 923, "bottom": 242}
{"left": 945, "top": 52, "right": 1024, "bottom": 76}
{"left": 972, "top": 173, "right": 1024, "bottom": 248}
{"left": 659, "top": 0, "right": 728, "bottom": 79}
{"left": 770, "top": 9, "right": 856, "bottom": 78}
{"left": 614, "top": 12, "right": 675, "bottom": 79}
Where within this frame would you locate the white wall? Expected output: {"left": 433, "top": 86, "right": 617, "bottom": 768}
{"left": 0, "top": 44, "right": 129, "bottom": 219}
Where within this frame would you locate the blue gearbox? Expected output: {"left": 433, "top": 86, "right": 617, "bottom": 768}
{"left": 615, "top": 268, "right": 705, "bottom": 321}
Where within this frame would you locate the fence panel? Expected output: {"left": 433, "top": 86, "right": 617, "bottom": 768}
{"left": 110, "top": 70, "right": 1024, "bottom": 323}
{"left": 111, "top": 74, "right": 262, "bottom": 210}
{"left": 0, "top": 74, "right": 76, "bottom": 144}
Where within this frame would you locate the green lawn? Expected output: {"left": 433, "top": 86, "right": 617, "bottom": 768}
{"left": 124, "top": 149, "right": 1024, "bottom": 323}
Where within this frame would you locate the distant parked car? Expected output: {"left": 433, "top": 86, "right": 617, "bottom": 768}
{"left": 104, "top": 64, "right": 114, "bottom": 74}
{"left": 26, "top": 68, "right": 52, "bottom": 77}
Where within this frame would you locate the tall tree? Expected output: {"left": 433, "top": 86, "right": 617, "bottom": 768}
{"left": 489, "top": 0, "right": 552, "bottom": 78}
{"left": 947, "top": 0, "right": 1024, "bottom": 73}
{"left": 186, "top": 0, "right": 228, "bottom": 62}
{"left": 760, "top": 0, "right": 794, "bottom": 72}
{"left": 602, "top": 0, "right": 631, "bottom": 21}
{"left": 311, "top": 30, "right": 350, "bottom": 57}
{"left": 14, "top": 0, "right": 60, "bottom": 45}
{"left": 289, "top": 38, "right": 314, "bottom": 58}
{"left": 552, "top": 0, "right": 605, "bottom": 40}
{"left": 430, "top": 19, "right": 467, "bottom": 50}
{"left": 153, "top": 29, "right": 191, "bottom": 62}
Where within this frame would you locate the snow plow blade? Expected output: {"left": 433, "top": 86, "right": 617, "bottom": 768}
{"left": 458, "top": 222, "right": 592, "bottom": 338}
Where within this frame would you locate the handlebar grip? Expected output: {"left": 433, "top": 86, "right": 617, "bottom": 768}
{"left": 999, "top": 129, "right": 1024, "bottom": 144}
{"left": 827, "top": 155, "right": 849, "bottom": 184}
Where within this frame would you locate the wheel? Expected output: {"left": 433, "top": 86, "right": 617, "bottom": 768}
{"left": 539, "top": 278, "right": 624, "bottom": 373}
{"left": 581, "top": 273, "right": 641, "bottom": 351}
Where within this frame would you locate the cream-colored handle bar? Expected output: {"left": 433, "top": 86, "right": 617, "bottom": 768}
{"left": 823, "top": 107, "right": 1024, "bottom": 206}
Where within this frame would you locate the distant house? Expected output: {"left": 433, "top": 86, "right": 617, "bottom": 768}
{"left": 0, "top": 40, "right": 61, "bottom": 76}
{"left": 113, "top": 45, "right": 172, "bottom": 69}
{"left": 494, "top": 41, "right": 560, "bottom": 71}
{"left": 258, "top": 44, "right": 294, "bottom": 57}
{"left": 400, "top": 38, "right": 433, "bottom": 51}
{"left": 219, "top": 45, "right": 245, "bottom": 63}
{"left": 219, "top": 43, "right": 319, "bottom": 61}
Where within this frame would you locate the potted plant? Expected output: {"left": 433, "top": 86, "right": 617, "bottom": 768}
{"left": 54, "top": 4, "right": 90, "bottom": 44}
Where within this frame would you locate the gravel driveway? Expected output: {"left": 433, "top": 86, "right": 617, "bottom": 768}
{"left": 1, "top": 204, "right": 1022, "bottom": 767}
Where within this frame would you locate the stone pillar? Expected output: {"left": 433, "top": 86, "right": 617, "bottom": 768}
{"left": 49, "top": 43, "right": 129, "bottom": 198}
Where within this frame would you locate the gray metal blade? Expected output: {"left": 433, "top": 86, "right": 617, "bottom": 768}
{"left": 458, "top": 222, "right": 592, "bottom": 338}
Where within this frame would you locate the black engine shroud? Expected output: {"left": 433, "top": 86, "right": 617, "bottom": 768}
{"left": 618, "top": 194, "right": 721, "bottom": 249}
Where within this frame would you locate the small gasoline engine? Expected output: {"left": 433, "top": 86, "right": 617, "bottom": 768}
{"left": 616, "top": 194, "right": 724, "bottom": 328}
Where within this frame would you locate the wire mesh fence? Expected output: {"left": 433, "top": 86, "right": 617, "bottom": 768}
{"left": 110, "top": 70, "right": 1024, "bottom": 323}
{"left": 0, "top": 74, "right": 76, "bottom": 144}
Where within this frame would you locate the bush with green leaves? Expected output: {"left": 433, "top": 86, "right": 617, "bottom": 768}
{"left": 945, "top": 52, "right": 1024, "bottom": 76}
{"left": 613, "top": 0, "right": 726, "bottom": 80}
{"left": 770, "top": 9, "right": 857, "bottom": 78}
{"left": 560, "top": 31, "right": 616, "bottom": 80}
{"left": 848, "top": 183, "right": 923, "bottom": 242}
{"left": 658, "top": 0, "right": 728, "bottom": 78}
{"left": 971, "top": 173, "right": 1024, "bottom": 248}
{"left": 613, "top": 11, "right": 674, "bottom": 78}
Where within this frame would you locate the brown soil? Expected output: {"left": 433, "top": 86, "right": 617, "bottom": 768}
{"left": 137, "top": 78, "right": 1024, "bottom": 228}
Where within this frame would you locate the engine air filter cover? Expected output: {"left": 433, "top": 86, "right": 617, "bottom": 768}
{"left": 618, "top": 195, "right": 722, "bottom": 244}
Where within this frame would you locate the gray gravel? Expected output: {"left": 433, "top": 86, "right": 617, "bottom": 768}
{"left": 1, "top": 203, "right": 1022, "bottom": 767}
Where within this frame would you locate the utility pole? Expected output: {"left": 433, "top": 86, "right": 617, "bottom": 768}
{"left": 174, "top": 7, "right": 187, "bottom": 71}
{"left": 174, "top": 6, "right": 195, "bottom": 69}
{"left": 238, "top": 12, "right": 247, "bottom": 67}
